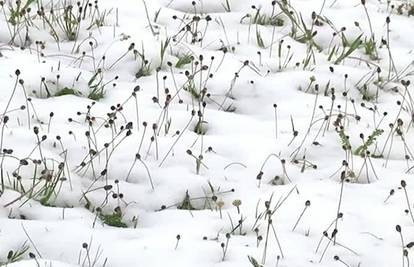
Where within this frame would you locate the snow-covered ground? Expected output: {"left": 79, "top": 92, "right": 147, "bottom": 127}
{"left": 1, "top": 0, "right": 414, "bottom": 266}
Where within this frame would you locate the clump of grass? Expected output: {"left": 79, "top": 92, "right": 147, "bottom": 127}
{"left": 359, "top": 84, "right": 376, "bottom": 101}
{"left": 395, "top": 3, "right": 414, "bottom": 16}
{"left": 159, "top": 37, "right": 171, "bottom": 68}
{"left": 275, "top": 1, "right": 317, "bottom": 45}
{"left": 2, "top": 0, "right": 36, "bottom": 45}
{"left": 134, "top": 45, "right": 152, "bottom": 78}
{"left": 87, "top": 69, "right": 118, "bottom": 101}
{"left": 183, "top": 79, "right": 200, "bottom": 99}
{"left": 334, "top": 124, "right": 383, "bottom": 183}
{"left": 35, "top": 69, "right": 116, "bottom": 101}
{"left": 136, "top": 61, "right": 152, "bottom": 79}
{"left": 1, "top": 0, "right": 111, "bottom": 48}
{"left": 248, "top": 256, "right": 262, "bottom": 267}
{"left": 56, "top": 4, "right": 81, "bottom": 41}
{"left": 337, "top": 127, "right": 352, "bottom": 151}
{"left": 256, "top": 28, "right": 265, "bottom": 48}
{"left": 175, "top": 54, "right": 193, "bottom": 68}
{"left": 87, "top": 69, "right": 105, "bottom": 100}
{"left": 54, "top": 87, "right": 82, "bottom": 97}
{"left": 194, "top": 120, "right": 208, "bottom": 135}
{"left": 7, "top": 0, "right": 35, "bottom": 26}
{"left": 39, "top": 162, "right": 67, "bottom": 206}
{"left": 362, "top": 36, "right": 377, "bottom": 60}
{"left": 0, "top": 242, "right": 30, "bottom": 265}
{"left": 177, "top": 191, "right": 196, "bottom": 210}
{"left": 332, "top": 34, "right": 363, "bottom": 65}
{"left": 158, "top": 184, "right": 234, "bottom": 212}
{"left": 246, "top": 6, "right": 284, "bottom": 27}
{"left": 360, "top": 0, "right": 379, "bottom": 60}
{"left": 99, "top": 207, "right": 127, "bottom": 228}
{"left": 354, "top": 128, "right": 384, "bottom": 157}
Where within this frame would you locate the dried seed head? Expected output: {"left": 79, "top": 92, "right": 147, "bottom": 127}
{"left": 331, "top": 229, "right": 338, "bottom": 238}
{"left": 396, "top": 225, "right": 402, "bottom": 232}
{"left": 232, "top": 199, "right": 241, "bottom": 207}
{"left": 104, "top": 185, "right": 113, "bottom": 191}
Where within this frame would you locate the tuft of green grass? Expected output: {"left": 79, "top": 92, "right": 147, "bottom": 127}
{"left": 354, "top": 128, "right": 384, "bottom": 157}
{"left": 362, "top": 38, "right": 377, "bottom": 59}
{"left": 336, "top": 126, "right": 383, "bottom": 158}
{"left": 159, "top": 38, "right": 171, "bottom": 68}
{"left": 194, "top": 120, "right": 208, "bottom": 135}
{"left": 183, "top": 80, "right": 200, "bottom": 99}
{"left": 87, "top": 69, "right": 106, "bottom": 100}
{"left": 136, "top": 63, "right": 152, "bottom": 79}
{"left": 134, "top": 45, "right": 152, "bottom": 78}
{"left": 175, "top": 54, "right": 193, "bottom": 68}
{"left": 336, "top": 127, "right": 351, "bottom": 151}
{"left": 359, "top": 84, "right": 376, "bottom": 101}
{"left": 334, "top": 34, "right": 362, "bottom": 65}
{"left": 100, "top": 212, "right": 127, "bottom": 228}
{"left": 256, "top": 28, "right": 265, "bottom": 48}
{"left": 54, "top": 88, "right": 81, "bottom": 97}
{"left": 248, "top": 256, "right": 262, "bottom": 267}
{"left": 7, "top": 0, "right": 36, "bottom": 26}
{"left": 0, "top": 242, "right": 30, "bottom": 265}
{"left": 249, "top": 8, "right": 284, "bottom": 27}
{"left": 39, "top": 176, "right": 66, "bottom": 206}
{"left": 58, "top": 5, "right": 81, "bottom": 41}
{"left": 88, "top": 91, "right": 105, "bottom": 101}
{"left": 177, "top": 191, "right": 196, "bottom": 210}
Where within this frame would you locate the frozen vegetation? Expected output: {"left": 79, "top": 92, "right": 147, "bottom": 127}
{"left": 1, "top": 0, "right": 414, "bottom": 266}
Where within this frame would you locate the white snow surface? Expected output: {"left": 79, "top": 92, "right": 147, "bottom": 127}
{"left": 0, "top": 0, "right": 414, "bottom": 266}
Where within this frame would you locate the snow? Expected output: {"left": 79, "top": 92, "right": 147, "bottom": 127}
{"left": 1, "top": 0, "right": 414, "bottom": 266}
